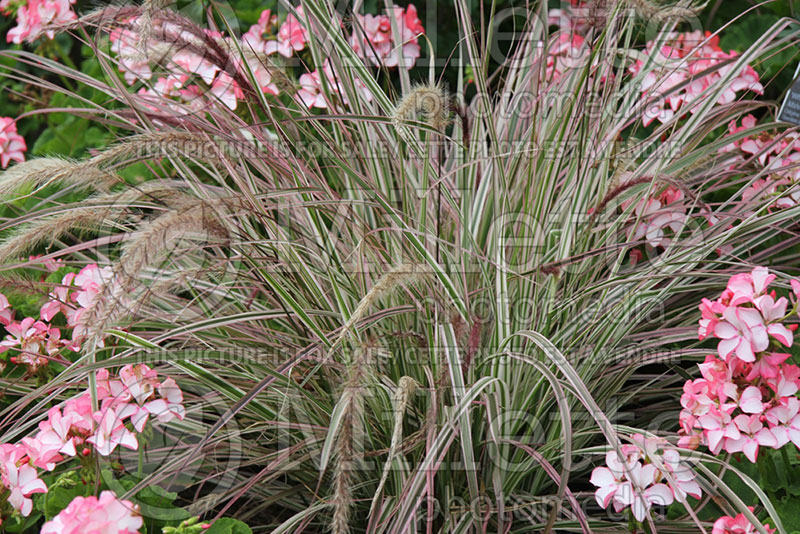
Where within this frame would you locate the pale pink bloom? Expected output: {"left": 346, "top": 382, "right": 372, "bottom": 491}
{"left": 119, "top": 364, "right": 159, "bottom": 404}
{"left": 0, "top": 317, "right": 52, "bottom": 369}
{"left": 63, "top": 392, "right": 94, "bottom": 434}
{"left": 1, "top": 460, "right": 47, "bottom": 516}
{"left": 116, "top": 402, "right": 150, "bottom": 433}
{"left": 746, "top": 352, "right": 791, "bottom": 381}
{"left": 545, "top": 32, "right": 587, "bottom": 82}
{"left": 720, "top": 114, "right": 759, "bottom": 154}
{"left": 734, "top": 386, "right": 764, "bottom": 414}
{"left": 171, "top": 50, "right": 219, "bottom": 85}
{"left": 632, "top": 33, "right": 762, "bottom": 126}
{"left": 764, "top": 397, "right": 800, "bottom": 448}
{"left": 385, "top": 4, "right": 424, "bottom": 68}
{"left": 624, "top": 186, "right": 687, "bottom": 249}
{"left": 0, "top": 117, "right": 26, "bottom": 168}
{"left": 591, "top": 438, "right": 694, "bottom": 523}
{"left": 86, "top": 406, "right": 138, "bottom": 456}
{"left": 624, "top": 465, "right": 674, "bottom": 522}
{"left": 680, "top": 378, "right": 714, "bottom": 417}
{"left": 35, "top": 406, "right": 80, "bottom": 460}
{"left": 712, "top": 510, "right": 775, "bottom": 534}
{"left": 547, "top": 1, "right": 593, "bottom": 35}
{"left": 243, "top": 9, "right": 276, "bottom": 54}
{"left": 34, "top": 0, "right": 77, "bottom": 39}
{"left": 698, "top": 297, "right": 725, "bottom": 340}
{"left": 115, "top": 364, "right": 163, "bottom": 431}
{"left": 7, "top": 4, "right": 41, "bottom": 44}
{"left": 28, "top": 254, "right": 63, "bottom": 272}
{"left": 96, "top": 368, "right": 130, "bottom": 405}
{"left": 40, "top": 271, "right": 75, "bottom": 322}
{"left": 350, "top": 13, "right": 393, "bottom": 66}
{"left": 210, "top": 71, "right": 243, "bottom": 110}
{"left": 109, "top": 27, "right": 153, "bottom": 83}
{"left": 265, "top": 7, "right": 308, "bottom": 57}
{"left": 296, "top": 70, "right": 328, "bottom": 109}
{"left": 21, "top": 435, "right": 61, "bottom": 471}
{"left": 349, "top": 5, "right": 424, "bottom": 68}
{"left": 146, "top": 377, "right": 186, "bottom": 424}
{"left": 0, "top": 292, "right": 13, "bottom": 326}
{"left": 726, "top": 414, "right": 777, "bottom": 462}
{"left": 590, "top": 447, "right": 640, "bottom": 511}
{"left": 724, "top": 267, "right": 774, "bottom": 306}
{"left": 246, "top": 59, "right": 279, "bottom": 96}
{"left": 661, "top": 449, "right": 702, "bottom": 502}
{"left": 792, "top": 279, "right": 800, "bottom": 302}
{"left": 714, "top": 307, "right": 769, "bottom": 362}
{"left": 770, "top": 363, "right": 800, "bottom": 398}
{"left": 41, "top": 490, "right": 143, "bottom": 534}
{"left": 73, "top": 264, "right": 113, "bottom": 308}
{"left": 754, "top": 294, "right": 793, "bottom": 347}
{"left": 698, "top": 407, "right": 740, "bottom": 455}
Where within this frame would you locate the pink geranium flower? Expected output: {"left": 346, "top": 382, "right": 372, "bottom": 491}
{"left": 714, "top": 307, "right": 769, "bottom": 363}
{"left": 265, "top": 7, "right": 308, "bottom": 58}
{"left": 712, "top": 508, "right": 776, "bottom": 534}
{"left": 41, "top": 490, "right": 143, "bottom": 534}
{"left": 0, "top": 117, "right": 26, "bottom": 168}
{"left": 0, "top": 292, "right": 13, "bottom": 326}
{"left": 1, "top": 460, "right": 47, "bottom": 516}
{"left": 36, "top": 406, "right": 80, "bottom": 458}
{"left": 146, "top": 377, "right": 186, "bottom": 424}
{"left": 591, "top": 436, "right": 699, "bottom": 523}
{"left": 86, "top": 406, "right": 138, "bottom": 456}
{"left": 725, "top": 414, "right": 777, "bottom": 462}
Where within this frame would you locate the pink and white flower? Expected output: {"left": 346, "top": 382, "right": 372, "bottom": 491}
{"left": 0, "top": 292, "right": 13, "bottom": 326}
{"left": 0, "top": 117, "right": 26, "bottom": 169}
{"left": 86, "top": 406, "right": 138, "bottom": 456}
{"left": 712, "top": 508, "right": 776, "bottom": 534}
{"left": 714, "top": 307, "right": 768, "bottom": 363}
{"left": 41, "top": 490, "right": 143, "bottom": 534}
{"left": 264, "top": 7, "right": 308, "bottom": 58}
{"left": 1, "top": 459, "right": 47, "bottom": 516}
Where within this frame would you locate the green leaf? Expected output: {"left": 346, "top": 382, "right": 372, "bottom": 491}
{"left": 775, "top": 496, "right": 800, "bottom": 531}
{"left": 39, "top": 483, "right": 89, "bottom": 520}
{"left": 205, "top": 518, "right": 253, "bottom": 534}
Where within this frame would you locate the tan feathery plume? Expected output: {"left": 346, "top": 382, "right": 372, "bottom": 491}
{"left": 0, "top": 132, "right": 233, "bottom": 200}
{"left": 0, "top": 183, "right": 194, "bottom": 264}
{"left": 368, "top": 376, "right": 418, "bottom": 518}
{"left": 132, "top": 0, "right": 169, "bottom": 62}
{"left": 625, "top": 0, "right": 704, "bottom": 20}
{"left": 89, "top": 132, "right": 229, "bottom": 167}
{"left": 0, "top": 158, "right": 121, "bottom": 198}
{"left": 337, "top": 263, "right": 428, "bottom": 344}
{"left": 331, "top": 346, "right": 375, "bottom": 534}
{"left": 392, "top": 84, "right": 451, "bottom": 134}
{"left": 80, "top": 201, "right": 232, "bottom": 350}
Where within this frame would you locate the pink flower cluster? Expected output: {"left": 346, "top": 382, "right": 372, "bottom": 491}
{"left": 544, "top": 32, "right": 589, "bottom": 82}
{"left": 712, "top": 508, "right": 775, "bottom": 534}
{"left": 348, "top": 5, "right": 424, "bottom": 69}
{"left": 41, "top": 490, "right": 143, "bottom": 534}
{"left": 624, "top": 185, "right": 687, "bottom": 252}
{"left": 0, "top": 264, "right": 117, "bottom": 372}
{"left": 0, "top": 117, "right": 26, "bottom": 169}
{"left": 548, "top": 0, "right": 593, "bottom": 35}
{"left": 630, "top": 31, "right": 763, "bottom": 126}
{"left": 110, "top": 5, "right": 423, "bottom": 112}
{"left": 0, "top": 363, "right": 183, "bottom": 521}
{"left": 679, "top": 267, "right": 800, "bottom": 462}
{"left": 590, "top": 434, "right": 701, "bottom": 522}
{"left": 722, "top": 115, "right": 800, "bottom": 210}
{"left": 2, "top": 0, "right": 76, "bottom": 44}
